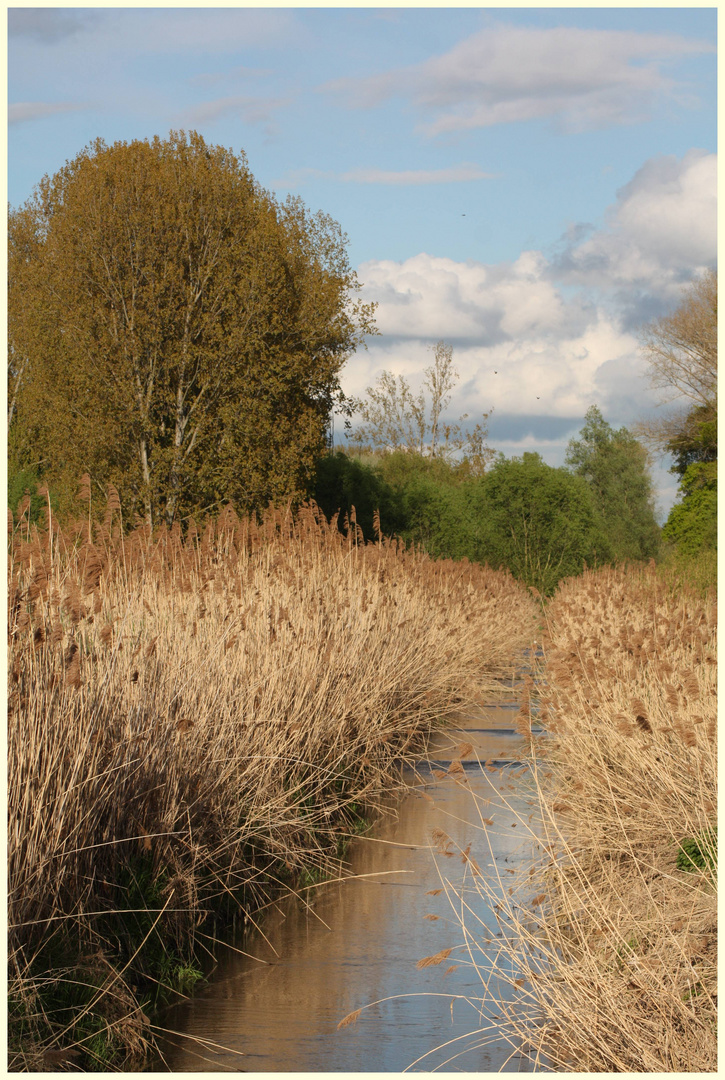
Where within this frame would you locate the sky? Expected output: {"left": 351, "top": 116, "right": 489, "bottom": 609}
{"left": 7, "top": 5, "right": 718, "bottom": 520}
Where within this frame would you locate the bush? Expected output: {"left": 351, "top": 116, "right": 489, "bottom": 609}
{"left": 662, "top": 464, "right": 717, "bottom": 557}
{"left": 476, "top": 452, "right": 605, "bottom": 594}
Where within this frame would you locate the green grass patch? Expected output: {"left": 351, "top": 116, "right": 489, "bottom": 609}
{"left": 676, "top": 826, "right": 717, "bottom": 875}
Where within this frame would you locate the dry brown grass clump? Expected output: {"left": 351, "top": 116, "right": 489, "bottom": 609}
{"left": 455, "top": 562, "right": 716, "bottom": 1071}
{"left": 8, "top": 488, "right": 537, "bottom": 1069}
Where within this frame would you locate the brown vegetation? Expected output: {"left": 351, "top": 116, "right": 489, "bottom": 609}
{"left": 448, "top": 562, "right": 716, "bottom": 1071}
{"left": 8, "top": 488, "right": 537, "bottom": 1069}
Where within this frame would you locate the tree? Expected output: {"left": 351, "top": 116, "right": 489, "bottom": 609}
{"left": 640, "top": 269, "right": 716, "bottom": 417}
{"left": 480, "top": 453, "right": 603, "bottom": 595}
{"left": 636, "top": 271, "right": 717, "bottom": 561}
{"left": 661, "top": 463, "right": 717, "bottom": 556}
{"left": 8, "top": 132, "right": 376, "bottom": 525}
{"left": 349, "top": 341, "right": 494, "bottom": 475}
{"left": 636, "top": 269, "right": 717, "bottom": 466}
{"left": 565, "top": 406, "right": 660, "bottom": 562}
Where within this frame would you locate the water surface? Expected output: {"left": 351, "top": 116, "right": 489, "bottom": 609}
{"left": 158, "top": 706, "right": 543, "bottom": 1071}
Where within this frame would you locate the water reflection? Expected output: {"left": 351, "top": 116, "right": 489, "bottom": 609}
{"left": 158, "top": 708, "right": 543, "bottom": 1072}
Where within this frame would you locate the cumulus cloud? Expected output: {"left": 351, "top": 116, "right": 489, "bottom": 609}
{"left": 325, "top": 26, "right": 712, "bottom": 134}
{"left": 346, "top": 149, "right": 714, "bottom": 431}
{"left": 347, "top": 250, "right": 639, "bottom": 423}
{"left": 552, "top": 149, "right": 716, "bottom": 315}
{"left": 357, "top": 251, "right": 594, "bottom": 346}
{"left": 9, "top": 101, "right": 86, "bottom": 125}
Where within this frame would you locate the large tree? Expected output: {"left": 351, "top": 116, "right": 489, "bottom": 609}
{"left": 8, "top": 132, "right": 375, "bottom": 524}
{"left": 565, "top": 405, "right": 660, "bottom": 562}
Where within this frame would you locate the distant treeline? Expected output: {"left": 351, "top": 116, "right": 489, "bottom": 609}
{"left": 315, "top": 405, "right": 661, "bottom": 596}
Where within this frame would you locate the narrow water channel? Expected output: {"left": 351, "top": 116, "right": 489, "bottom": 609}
{"left": 157, "top": 687, "right": 545, "bottom": 1072}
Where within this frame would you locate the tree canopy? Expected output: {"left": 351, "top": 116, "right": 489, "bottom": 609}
{"left": 636, "top": 270, "right": 717, "bottom": 470}
{"left": 565, "top": 405, "right": 660, "bottom": 562}
{"left": 640, "top": 270, "right": 716, "bottom": 417}
{"left": 635, "top": 271, "right": 717, "bottom": 564}
{"left": 8, "top": 131, "right": 376, "bottom": 525}
{"left": 480, "top": 452, "right": 604, "bottom": 594}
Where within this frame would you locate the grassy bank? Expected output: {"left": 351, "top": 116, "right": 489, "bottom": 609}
{"left": 8, "top": 494, "right": 538, "bottom": 1070}
{"left": 446, "top": 562, "right": 716, "bottom": 1070}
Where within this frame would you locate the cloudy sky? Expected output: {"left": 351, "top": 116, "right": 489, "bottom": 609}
{"left": 8, "top": 6, "right": 717, "bottom": 518}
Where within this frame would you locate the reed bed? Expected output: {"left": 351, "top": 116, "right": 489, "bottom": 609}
{"left": 433, "top": 562, "right": 716, "bottom": 1071}
{"left": 8, "top": 489, "right": 537, "bottom": 1070}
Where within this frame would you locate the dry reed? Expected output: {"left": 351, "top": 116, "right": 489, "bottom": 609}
{"left": 432, "top": 562, "right": 716, "bottom": 1071}
{"left": 8, "top": 492, "right": 537, "bottom": 1069}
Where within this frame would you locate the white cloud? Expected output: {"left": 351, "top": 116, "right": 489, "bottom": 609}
{"left": 357, "top": 251, "right": 592, "bottom": 346}
{"left": 347, "top": 148, "right": 714, "bottom": 429}
{"left": 553, "top": 149, "right": 716, "bottom": 301}
{"left": 348, "top": 251, "right": 641, "bottom": 422}
{"left": 342, "top": 147, "right": 713, "bottom": 519}
{"left": 325, "top": 26, "right": 712, "bottom": 134}
{"left": 9, "top": 101, "right": 86, "bottom": 125}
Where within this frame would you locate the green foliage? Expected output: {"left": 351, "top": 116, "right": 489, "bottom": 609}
{"left": 667, "top": 405, "right": 717, "bottom": 480}
{"left": 565, "top": 406, "right": 660, "bottom": 562}
{"left": 477, "top": 453, "right": 604, "bottom": 595}
{"left": 7, "top": 461, "right": 46, "bottom": 525}
{"left": 636, "top": 272, "right": 717, "bottom": 567}
{"left": 317, "top": 447, "right": 606, "bottom": 595}
{"left": 322, "top": 408, "right": 668, "bottom": 596}
{"left": 313, "top": 451, "right": 400, "bottom": 540}
{"left": 662, "top": 420, "right": 717, "bottom": 563}
{"left": 676, "top": 827, "right": 717, "bottom": 875}
{"left": 662, "top": 469, "right": 717, "bottom": 557}
{"left": 9, "top": 131, "right": 374, "bottom": 527}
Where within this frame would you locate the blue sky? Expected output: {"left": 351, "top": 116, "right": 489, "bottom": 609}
{"left": 8, "top": 6, "right": 718, "bottom": 518}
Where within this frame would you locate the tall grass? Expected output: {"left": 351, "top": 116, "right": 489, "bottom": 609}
{"left": 8, "top": 489, "right": 538, "bottom": 1070}
{"left": 435, "top": 562, "right": 716, "bottom": 1071}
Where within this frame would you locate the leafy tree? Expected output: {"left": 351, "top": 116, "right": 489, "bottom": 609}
{"left": 8, "top": 131, "right": 375, "bottom": 525}
{"left": 479, "top": 453, "right": 603, "bottom": 595}
{"left": 661, "top": 463, "right": 717, "bottom": 556}
{"left": 349, "top": 341, "right": 494, "bottom": 475}
{"left": 665, "top": 405, "right": 717, "bottom": 481}
{"left": 565, "top": 405, "right": 660, "bottom": 562}
{"left": 313, "top": 451, "right": 400, "bottom": 540}
{"left": 636, "top": 271, "right": 717, "bottom": 563}
{"left": 315, "top": 447, "right": 604, "bottom": 594}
